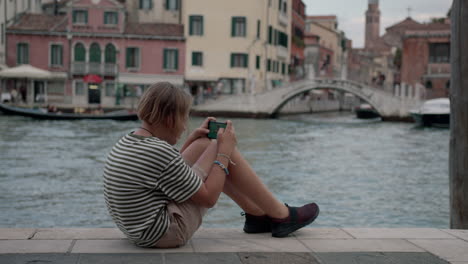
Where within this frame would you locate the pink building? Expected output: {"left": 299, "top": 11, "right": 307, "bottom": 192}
{"left": 5, "top": 0, "right": 185, "bottom": 109}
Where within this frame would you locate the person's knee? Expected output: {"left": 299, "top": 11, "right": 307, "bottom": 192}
{"left": 192, "top": 137, "right": 211, "bottom": 148}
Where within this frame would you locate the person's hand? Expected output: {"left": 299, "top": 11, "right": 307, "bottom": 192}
{"left": 189, "top": 117, "right": 215, "bottom": 140}
{"left": 217, "top": 120, "right": 237, "bottom": 157}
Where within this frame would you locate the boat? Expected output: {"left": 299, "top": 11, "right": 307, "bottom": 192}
{"left": 355, "top": 104, "right": 380, "bottom": 119}
{"left": 0, "top": 103, "right": 139, "bottom": 121}
{"left": 409, "top": 98, "right": 450, "bottom": 128}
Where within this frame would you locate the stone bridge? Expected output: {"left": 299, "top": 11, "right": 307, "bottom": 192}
{"left": 192, "top": 79, "right": 422, "bottom": 119}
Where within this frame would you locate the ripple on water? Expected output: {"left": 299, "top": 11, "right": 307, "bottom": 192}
{"left": 0, "top": 113, "right": 450, "bottom": 228}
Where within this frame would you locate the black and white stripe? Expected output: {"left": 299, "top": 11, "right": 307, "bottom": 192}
{"left": 103, "top": 133, "right": 202, "bottom": 247}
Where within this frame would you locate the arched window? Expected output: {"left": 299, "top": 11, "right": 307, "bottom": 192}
{"left": 74, "top": 43, "right": 86, "bottom": 62}
{"left": 89, "top": 43, "right": 101, "bottom": 63}
{"left": 105, "top": 44, "right": 116, "bottom": 64}
{"left": 425, "top": 81, "right": 433, "bottom": 89}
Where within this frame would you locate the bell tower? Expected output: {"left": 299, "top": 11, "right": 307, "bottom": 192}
{"left": 365, "top": 0, "right": 381, "bottom": 50}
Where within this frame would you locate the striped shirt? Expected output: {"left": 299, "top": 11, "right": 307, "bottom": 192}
{"left": 103, "top": 133, "right": 203, "bottom": 247}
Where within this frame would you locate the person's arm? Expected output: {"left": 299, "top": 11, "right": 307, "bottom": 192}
{"left": 190, "top": 121, "right": 237, "bottom": 208}
{"left": 180, "top": 117, "right": 215, "bottom": 153}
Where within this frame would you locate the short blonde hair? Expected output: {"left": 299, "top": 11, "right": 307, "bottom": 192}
{"left": 137, "top": 82, "right": 192, "bottom": 129}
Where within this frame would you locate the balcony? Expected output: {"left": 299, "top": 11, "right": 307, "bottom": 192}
{"left": 426, "top": 63, "right": 450, "bottom": 77}
{"left": 277, "top": 46, "right": 289, "bottom": 59}
{"left": 278, "top": 12, "right": 288, "bottom": 27}
{"left": 71, "top": 62, "right": 118, "bottom": 76}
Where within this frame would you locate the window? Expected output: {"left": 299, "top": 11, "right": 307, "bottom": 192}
{"left": 74, "top": 43, "right": 86, "bottom": 62}
{"left": 230, "top": 53, "right": 248, "bottom": 68}
{"left": 48, "top": 81, "right": 65, "bottom": 94}
{"left": 425, "top": 81, "right": 433, "bottom": 89}
{"left": 429, "top": 43, "right": 450, "bottom": 63}
{"left": 256, "top": 20, "right": 261, "bottom": 39}
{"left": 105, "top": 82, "right": 115, "bottom": 96}
{"left": 105, "top": 44, "right": 116, "bottom": 64}
{"left": 126, "top": 47, "right": 140, "bottom": 68}
{"left": 75, "top": 81, "right": 85, "bottom": 95}
{"left": 281, "top": 62, "right": 285, "bottom": 74}
{"left": 278, "top": 31, "right": 288, "bottom": 47}
{"left": 50, "top": 44, "right": 63, "bottom": 66}
{"left": 73, "top": 10, "right": 88, "bottom": 24}
{"left": 163, "top": 48, "right": 178, "bottom": 70}
{"left": 232, "top": 17, "right": 246, "bottom": 37}
{"left": 17, "top": 43, "right": 29, "bottom": 64}
{"left": 267, "top": 59, "right": 271, "bottom": 71}
{"left": 256, "top": 55, "right": 260, "bottom": 69}
{"left": 104, "top": 11, "right": 118, "bottom": 25}
{"left": 192, "top": 51, "right": 203, "bottom": 66}
{"left": 446, "top": 81, "right": 450, "bottom": 90}
{"left": 89, "top": 43, "right": 101, "bottom": 63}
{"left": 166, "top": 0, "right": 179, "bottom": 10}
{"left": 139, "top": 0, "right": 152, "bottom": 9}
{"left": 189, "top": 15, "right": 203, "bottom": 36}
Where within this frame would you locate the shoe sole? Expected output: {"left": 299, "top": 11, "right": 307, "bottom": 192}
{"left": 271, "top": 206, "right": 320, "bottom": 238}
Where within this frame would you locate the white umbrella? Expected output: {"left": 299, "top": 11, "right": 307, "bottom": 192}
{"left": 0, "top": 64, "right": 52, "bottom": 79}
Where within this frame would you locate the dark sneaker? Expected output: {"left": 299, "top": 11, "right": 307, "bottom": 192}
{"left": 242, "top": 212, "right": 272, "bottom": 233}
{"left": 271, "top": 203, "right": 319, "bottom": 238}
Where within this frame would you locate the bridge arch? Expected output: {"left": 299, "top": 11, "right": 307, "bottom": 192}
{"left": 269, "top": 80, "right": 383, "bottom": 117}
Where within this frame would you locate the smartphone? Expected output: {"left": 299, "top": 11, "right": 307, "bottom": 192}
{"left": 207, "top": 121, "right": 227, "bottom": 139}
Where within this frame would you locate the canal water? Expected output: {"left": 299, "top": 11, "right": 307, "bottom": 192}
{"left": 0, "top": 112, "right": 450, "bottom": 229}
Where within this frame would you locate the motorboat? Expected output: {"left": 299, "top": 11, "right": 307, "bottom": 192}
{"left": 409, "top": 98, "right": 450, "bottom": 128}
{"left": 0, "top": 103, "right": 139, "bottom": 121}
{"left": 355, "top": 103, "right": 380, "bottom": 119}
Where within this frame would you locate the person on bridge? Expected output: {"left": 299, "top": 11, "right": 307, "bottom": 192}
{"left": 103, "top": 82, "right": 319, "bottom": 248}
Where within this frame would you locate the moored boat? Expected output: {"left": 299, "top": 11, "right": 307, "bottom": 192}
{"left": 409, "top": 98, "right": 450, "bottom": 128}
{"left": 355, "top": 104, "right": 380, "bottom": 119}
{"left": 0, "top": 103, "right": 138, "bottom": 121}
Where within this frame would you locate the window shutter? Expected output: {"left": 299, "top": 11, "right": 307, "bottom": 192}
{"left": 85, "top": 11, "right": 88, "bottom": 23}
{"left": 16, "top": 44, "right": 20, "bottom": 64}
{"left": 150, "top": 0, "right": 153, "bottom": 9}
{"left": 278, "top": 0, "right": 282, "bottom": 10}
{"left": 25, "top": 44, "right": 29, "bottom": 64}
{"left": 244, "top": 54, "right": 248, "bottom": 68}
{"left": 200, "top": 52, "right": 203, "bottom": 66}
{"left": 189, "top": 16, "right": 193, "bottom": 35}
{"left": 230, "top": 54, "right": 234, "bottom": 67}
{"left": 165, "top": 0, "right": 169, "bottom": 10}
{"left": 174, "top": 49, "right": 179, "bottom": 70}
{"left": 268, "top": 26, "right": 272, "bottom": 44}
{"left": 72, "top": 10, "right": 76, "bottom": 23}
{"left": 200, "top": 16, "right": 204, "bottom": 36}
{"left": 256, "top": 55, "right": 260, "bottom": 69}
{"left": 231, "top": 17, "right": 235, "bottom": 37}
{"left": 126, "top": 48, "right": 131, "bottom": 67}
{"left": 257, "top": 20, "right": 260, "bottom": 39}
{"left": 163, "top": 49, "right": 168, "bottom": 69}
{"left": 191, "top": 52, "right": 195, "bottom": 66}
{"left": 176, "top": 0, "right": 179, "bottom": 10}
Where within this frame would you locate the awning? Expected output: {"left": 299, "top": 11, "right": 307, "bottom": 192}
{"left": 83, "top": 74, "right": 103, "bottom": 83}
{"left": 0, "top": 64, "right": 53, "bottom": 79}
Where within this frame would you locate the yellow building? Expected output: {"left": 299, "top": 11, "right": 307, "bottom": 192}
{"left": 184, "top": 0, "right": 291, "bottom": 96}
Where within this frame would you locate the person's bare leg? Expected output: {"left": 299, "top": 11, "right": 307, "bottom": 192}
{"left": 226, "top": 148, "right": 289, "bottom": 219}
{"left": 223, "top": 180, "right": 265, "bottom": 216}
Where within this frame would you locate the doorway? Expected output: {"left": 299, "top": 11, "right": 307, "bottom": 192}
{"left": 88, "top": 83, "right": 101, "bottom": 104}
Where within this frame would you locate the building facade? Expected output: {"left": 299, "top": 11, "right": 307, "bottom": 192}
{"left": 5, "top": 0, "right": 185, "bottom": 109}
{"left": 0, "top": 0, "right": 43, "bottom": 65}
{"left": 183, "top": 0, "right": 291, "bottom": 98}
{"left": 289, "top": 0, "right": 305, "bottom": 82}
{"left": 401, "top": 22, "right": 451, "bottom": 99}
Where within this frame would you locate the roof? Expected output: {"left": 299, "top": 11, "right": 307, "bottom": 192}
{"left": 307, "top": 15, "right": 337, "bottom": 20}
{"left": 8, "top": 13, "right": 67, "bottom": 32}
{"left": 125, "top": 23, "right": 184, "bottom": 37}
{"left": 386, "top": 17, "right": 422, "bottom": 31}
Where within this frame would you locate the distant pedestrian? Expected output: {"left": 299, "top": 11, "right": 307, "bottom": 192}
{"left": 10, "top": 88, "right": 18, "bottom": 103}
{"left": 103, "top": 82, "right": 319, "bottom": 248}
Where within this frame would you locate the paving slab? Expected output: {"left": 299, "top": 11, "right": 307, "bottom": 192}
{"left": 0, "top": 254, "right": 79, "bottom": 264}
{"left": 0, "top": 240, "right": 73, "bottom": 254}
{"left": 71, "top": 239, "right": 193, "bottom": 253}
{"left": 409, "top": 239, "right": 468, "bottom": 262}
{"left": 33, "top": 228, "right": 126, "bottom": 240}
{"left": 343, "top": 228, "right": 456, "bottom": 239}
{"left": 78, "top": 254, "right": 163, "bottom": 264}
{"left": 316, "top": 252, "right": 450, "bottom": 264}
{"left": 193, "top": 228, "right": 271, "bottom": 239}
{"left": 442, "top": 229, "right": 468, "bottom": 242}
{"left": 165, "top": 253, "right": 241, "bottom": 264}
{"left": 0, "top": 228, "right": 36, "bottom": 240}
{"left": 238, "top": 252, "right": 320, "bottom": 264}
{"left": 192, "top": 238, "right": 309, "bottom": 252}
{"left": 293, "top": 228, "right": 354, "bottom": 239}
{"left": 301, "top": 239, "right": 425, "bottom": 252}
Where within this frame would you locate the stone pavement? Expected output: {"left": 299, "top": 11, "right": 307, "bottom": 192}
{"left": 1, "top": 228, "right": 468, "bottom": 263}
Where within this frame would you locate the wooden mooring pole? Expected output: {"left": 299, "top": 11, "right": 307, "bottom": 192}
{"left": 450, "top": 0, "right": 468, "bottom": 229}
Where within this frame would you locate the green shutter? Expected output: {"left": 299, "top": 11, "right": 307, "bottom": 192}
{"left": 163, "top": 49, "right": 168, "bottom": 69}
{"left": 244, "top": 54, "right": 248, "bottom": 68}
{"left": 85, "top": 11, "right": 88, "bottom": 24}
{"left": 257, "top": 20, "right": 260, "bottom": 38}
{"left": 231, "top": 17, "right": 235, "bottom": 36}
{"left": 126, "top": 48, "right": 131, "bottom": 67}
{"left": 279, "top": 0, "right": 282, "bottom": 10}
{"left": 72, "top": 10, "right": 76, "bottom": 23}
{"left": 189, "top": 16, "right": 193, "bottom": 35}
{"left": 230, "top": 53, "right": 234, "bottom": 67}
{"left": 16, "top": 44, "right": 20, "bottom": 64}
{"left": 282, "top": 63, "right": 285, "bottom": 74}
{"left": 268, "top": 26, "right": 272, "bottom": 44}
{"left": 200, "top": 16, "right": 204, "bottom": 36}
{"left": 175, "top": 49, "right": 179, "bottom": 70}
{"left": 150, "top": 0, "right": 153, "bottom": 9}
{"left": 165, "top": 0, "right": 169, "bottom": 9}
{"left": 256, "top": 56, "right": 260, "bottom": 69}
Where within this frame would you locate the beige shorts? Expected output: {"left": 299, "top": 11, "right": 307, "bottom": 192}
{"left": 153, "top": 165, "right": 208, "bottom": 248}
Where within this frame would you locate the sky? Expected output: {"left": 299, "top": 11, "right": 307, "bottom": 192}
{"left": 303, "top": 0, "right": 453, "bottom": 48}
